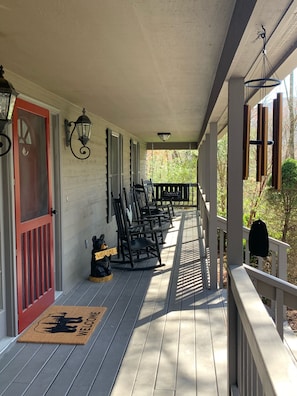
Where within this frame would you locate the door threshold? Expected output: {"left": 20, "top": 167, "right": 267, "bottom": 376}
{"left": 55, "top": 291, "right": 63, "bottom": 300}
{"left": 0, "top": 336, "right": 16, "bottom": 355}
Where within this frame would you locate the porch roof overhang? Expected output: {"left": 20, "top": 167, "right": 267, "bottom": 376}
{"left": 1, "top": 0, "right": 297, "bottom": 146}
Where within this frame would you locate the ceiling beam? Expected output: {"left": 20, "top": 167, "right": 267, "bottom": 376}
{"left": 199, "top": 0, "right": 257, "bottom": 143}
{"left": 146, "top": 142, "right": 198, "bottom": 150}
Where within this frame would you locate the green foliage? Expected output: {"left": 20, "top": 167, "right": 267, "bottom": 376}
{"left": 217, "top": 134, "right": 227, "bottom": 216}
{"left": 146, "top": 149, "right": 197, "bottom": 183}
{"left": 281, "top": 158, "right": 297, "bottom": 189}
{"left": 266, "top": 158, "right": 297, "bottom": 242}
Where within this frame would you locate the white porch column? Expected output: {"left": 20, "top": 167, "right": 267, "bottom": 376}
{"left": 227, "top": 77, "right": 244, "bottom": 391}
{"left": 227, "top": 77, "right": 244, "bottom": 266}
{"left": 209, "top": 122, "right": 217, "bottom": 289}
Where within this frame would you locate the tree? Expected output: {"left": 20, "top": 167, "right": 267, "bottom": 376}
{"left": 146, "top": 149, "right": 197, "bottom": 183}
{"left": 244, "top": 175, "right": 269, "bottom": 228}
{"left": 217, "top": 134, "right": 227, "bottom": 216}
{"left": 266, "top": 158, "right": 297, "bottom": 241}
{"left": 285, "top": 72, "right": 296, "bottom": 159}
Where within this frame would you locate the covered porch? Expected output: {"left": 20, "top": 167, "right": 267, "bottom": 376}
{"left": 1, "top": 2, "right": 297, "bottom": 395}
{"left": 0, "top": 210, "right": 228, "bottom": 395}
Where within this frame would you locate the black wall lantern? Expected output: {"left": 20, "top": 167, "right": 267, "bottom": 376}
{"left": 0, "top": 65, "right": 18, "bottom": 157}
{"left": 64, "top": 108, "right": 92, "bottom": 160}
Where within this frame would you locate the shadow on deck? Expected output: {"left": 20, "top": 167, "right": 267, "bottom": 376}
{"left": 0, "top": 211, "right": 227, "bottom": 396}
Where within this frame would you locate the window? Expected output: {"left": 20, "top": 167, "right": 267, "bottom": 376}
{"left": 106, "top": 128, "right": 123, "bottom": 223}
{"left": 130, "top": 139, "right": 140, "bottom": 186}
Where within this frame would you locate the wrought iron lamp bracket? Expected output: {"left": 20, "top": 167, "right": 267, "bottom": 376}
{"left": 64, "top": 109, "right": 92, "bottom": 160}
{"left": 0, "top": 120, "right": 12, "bottom": 157}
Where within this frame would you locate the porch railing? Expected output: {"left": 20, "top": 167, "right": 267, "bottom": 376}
{"left": 217, "top": 215, "right": 290, "bottom": 284}
{"left": 218, "top": 217, "right": 297, "bottom": 394}
{"left": 217, "top": 215, "right": 293, "bottom": 339}
{"left": 198, "top": 184, "right": 297, "bottom": 394}
{"left": 228, "top": 264, "right": 297, "bottom": 395}
{"left": 153, "top": 182, "right": 197, "bottom": 207}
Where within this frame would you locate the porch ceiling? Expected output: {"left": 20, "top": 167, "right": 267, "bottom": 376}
{"left": 1, "top": 0, "right": 297, "bottom": 144}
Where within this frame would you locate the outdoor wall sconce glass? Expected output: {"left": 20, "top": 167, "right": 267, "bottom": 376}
{"left": 64, "top": 108, "right": 92, "bottom": 160}
{"left": 0, "top": 65, "right": 18, "bottom": 157}
{"left": 157, "top": 132, "right": 171, "bottom": 142}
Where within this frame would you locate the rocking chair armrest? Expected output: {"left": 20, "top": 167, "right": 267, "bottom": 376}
{"left": 128, "top": 222, "right": 155, "bottom": 235}
{"left": 141, "top": 213, "right": 168, "bottom": 220}
{"left": 128, "top": 218, "right": 154, "bottom": 229}
{"left": 128, "top": 225, "right": 145, "bottom": 235}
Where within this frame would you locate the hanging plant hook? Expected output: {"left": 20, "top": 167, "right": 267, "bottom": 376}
{"left": 244, "top": 26, "right": 281, "bottom": 89}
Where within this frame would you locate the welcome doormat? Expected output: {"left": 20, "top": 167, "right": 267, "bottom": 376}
{"left": 17, "top": 305, "right": 107, "bottom": 345}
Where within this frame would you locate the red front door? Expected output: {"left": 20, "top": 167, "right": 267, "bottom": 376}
{"left": 13, "top": 99, "right": 54, "bottom": 333}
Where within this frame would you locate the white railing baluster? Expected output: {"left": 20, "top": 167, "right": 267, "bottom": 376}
{"left": 276, "top": 288, "right": 284, "bottom": 339}
{"left": 219, "top": 228, "right": 224, "bottom": 288}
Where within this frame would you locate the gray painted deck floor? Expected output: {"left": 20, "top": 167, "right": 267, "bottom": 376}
{"left": 0, "top": 211, "right": 227, "bottom": 396}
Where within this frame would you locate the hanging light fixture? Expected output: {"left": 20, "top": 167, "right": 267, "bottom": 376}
{"left": 64, "top": 108, "right": 92, "bottom": 160}
{"left": 244, "top": 26, "right": 281, "bottom": 89}
{"left": 0, "top": 65, "right": 18, "bottom": 157}
{"left": 157, "top": 132, "right": 171, "bottom": 142}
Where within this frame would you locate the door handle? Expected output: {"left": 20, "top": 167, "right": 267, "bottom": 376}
{"left": 51, "top": 208, "right": 57, "bottom": 216}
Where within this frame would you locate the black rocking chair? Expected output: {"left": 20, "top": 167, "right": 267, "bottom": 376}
{"left": 123, "top": 186, "right": 168, "bottom": 244}
{"left": 142, "top": 178, "right": 175, "bottom": 218}
{"left": 112, "top": 194, "right": 164, "bottom": 270}
{"left": 133, "top": 183, "right": 173, "bottom": 227}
